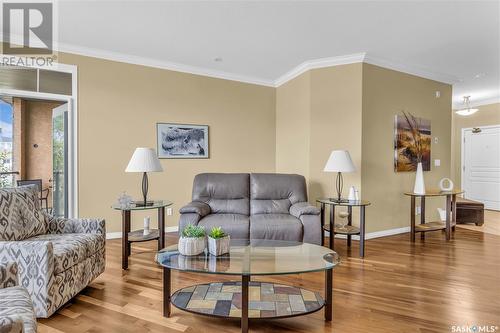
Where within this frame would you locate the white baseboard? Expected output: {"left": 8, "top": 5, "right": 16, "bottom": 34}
{"left": 106, "top": 226, "right": 179, "bottom": 240}
{"left": 325, "top": 226, "right": 410, "bottom": 240}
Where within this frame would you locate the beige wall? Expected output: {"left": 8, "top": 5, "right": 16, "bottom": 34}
{"left": 362, "top": 64, "right": 453, "bottom": 232}
{"left": 451, "top": 103, "right": 500, "bottom": 188}
{"left": 309, "top": 64, "right": 363, "bottom": 203}
{"left": 58, "top": 53, "right": 276, "bottom": 232}
{"left": 276, "top": 72, "right": 311, "bottom": 178}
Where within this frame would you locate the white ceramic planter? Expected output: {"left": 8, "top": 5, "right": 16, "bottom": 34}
{"left": 208, "top": 235, "right": 230, "bottom": 256}
{"left": 178, "top": 236, "right": 206, "bottom": 256}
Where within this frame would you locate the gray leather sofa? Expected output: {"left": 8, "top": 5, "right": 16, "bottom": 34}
{"left": 179, "top": 173, "right": 321, "bottom": 245}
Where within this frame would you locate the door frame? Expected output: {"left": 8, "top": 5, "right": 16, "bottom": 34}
{"left": 461, "top": 124, "right": 500, "bottom": 202}
{"left": 0, "top": 61, "right": 78, "bottom": 218}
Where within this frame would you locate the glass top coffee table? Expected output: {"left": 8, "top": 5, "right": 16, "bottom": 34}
{"left": 156, "top": 239, "right": 339, "bottom": 333}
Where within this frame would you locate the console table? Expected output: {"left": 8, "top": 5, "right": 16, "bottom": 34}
{"left": 317, "top": 198, "right": 371, "bottom": 258}
{"left": 113, "top": 200, "right": 173, "bottom": 269}
{"left": 404, "top": 190, "right": 463, "bottom": 241}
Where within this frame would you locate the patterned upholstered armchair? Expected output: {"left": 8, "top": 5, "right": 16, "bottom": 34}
{"left": 0, "top": 186, "right": 106, "bottom": 318}
{"left": 0, "top": 262, "right": 36, "bottom": 333}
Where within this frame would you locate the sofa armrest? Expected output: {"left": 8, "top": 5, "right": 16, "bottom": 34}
{"left": 0, "top": 241, "right": 54, "bottom": 293}
{"left": 290, "top": 202, "right": 320, "bottom": 218}
{"left": 48, "top": 217, "right": 106, "bottom": 235}
{"left": 179, "top": 201, "right": 211, "bottom": 217}
{"left": 0, "top": 262, "right": 18, "bottom": 288}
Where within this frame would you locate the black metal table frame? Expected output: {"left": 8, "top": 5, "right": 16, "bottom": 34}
{"left": 120, "top": 207, "right": 165, "bottom": 270}
{"left": 162, "top": 268, "right": 333, "bottom": 333}
{"left": 319, "top": 202, "right": 367, "bottom": 258}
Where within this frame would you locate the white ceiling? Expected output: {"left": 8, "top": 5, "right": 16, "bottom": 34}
{"left": 55, "top": 1, "right": 499, "bottom": 107}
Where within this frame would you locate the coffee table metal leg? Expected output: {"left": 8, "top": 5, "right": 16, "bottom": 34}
{"left": 329, "top": 205, "right": 335, "bottom": 250}
{"left": 325, "top": 268, "right": 333, "bottom": 321}
{"left": 122, "top": 210, "right": 131, "bottom": 270}
{"left": 242, "top": 275, "right": 249, "bottom": 333}
{"left": 163, "top": 267, "right": 171, "bottom": 317}
{"left": 360, "top": 206, "right": 365, "bottom": 258}
{"left": 347, "top": 206, "right": 352, "bottom": 247}
{"left": 320, "top": 203, "right": 325, "bottom": 246}
{"left": 420, "top": 197, "right": 426, "bottom": 240}
{"left": 158, "top": 207, "right": 165, "bottom": 250}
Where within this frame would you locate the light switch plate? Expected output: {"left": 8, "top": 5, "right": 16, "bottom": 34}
{"left": 167, "top": 208, "right": 173, "bottom": 216}
{"left": 434, "top": 159, "right": 441, "bottom": 167}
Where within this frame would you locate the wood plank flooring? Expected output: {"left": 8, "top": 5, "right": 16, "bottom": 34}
{"left": 39, "top": 216, "right": 500, "bottom": 333}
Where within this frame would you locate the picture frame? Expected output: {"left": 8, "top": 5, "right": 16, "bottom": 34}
{"left": 156, "top": 123, "right": 209, "bottom": 159}
{"left": 394, "top": 114, "right": 431, "bottom": 172}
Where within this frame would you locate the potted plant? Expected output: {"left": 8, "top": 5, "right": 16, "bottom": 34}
{"left": 402, "top": 111, "right": 427, "bottom": 194}
{"left": 208, "top": 226, "right": 230, "bottom": 256}
{"left": 178, "top": 224, "right": 206, "bottom": 256}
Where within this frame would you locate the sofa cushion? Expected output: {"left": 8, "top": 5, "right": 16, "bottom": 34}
{"left": 250, "top": 174, "right": 308, "bottom": 215}
{"left": 0, "top": 286, "right": 37, "bottom": 333}
{"left": 0, "top": 186, "right": 47, "bottom": 241}
{"left": 27, "top": 233, "right": 104, "bottom": 274}
{"left": 198, "top": 214, "right": 249, "bottom": 240}
{"left": 250, "top": 214, "right": 303, "bottom": 242}
{"left": 192, "top": 173, "right": 250, "bottom": 215}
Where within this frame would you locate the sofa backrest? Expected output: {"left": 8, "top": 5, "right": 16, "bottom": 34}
{"left": 250, "top": 173, "right": 307, "bottom": 215}
{"left": 192, "top": 173, "right": 250, "bottom": 215}
{"left": 0, "top": 185, "right": 48, "bottom": 241}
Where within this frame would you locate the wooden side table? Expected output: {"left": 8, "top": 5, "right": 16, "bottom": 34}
{"left": 113, "top": 200, "right": 173, "bottom": 270}
{"left": 404, "top": 190, "right": 463, "bottom": 241}
{"left": 317, "top": 198, "right": 371, "bottom": 258}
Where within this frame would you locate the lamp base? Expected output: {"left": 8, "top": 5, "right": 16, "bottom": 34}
{"left": 134, "top": 200, "right": 154, "bottom": 207}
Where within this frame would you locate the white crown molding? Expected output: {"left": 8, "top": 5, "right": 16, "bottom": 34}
{"left": 273, "top": 52, "right": 367, "bottom": 87}
{"left": 453, "top": 96, "right": 500, "bottom": 109}
{"left": 56, "top": 42, "right": 276, "bottom": 87}
{"left": 2, "top": 34, "right": 462, "bottom": 89}
{"left": 363, "top": 54, "right": 459, "bottom": 85}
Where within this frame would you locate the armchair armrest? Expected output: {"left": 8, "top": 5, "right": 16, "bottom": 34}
{"left": 47, "top": 217, "right": 106, "bottom": 235}
{"left": 0, "top": 262, "right": 18, "bottom": 288}
{"left": 179, "top": 201, "right": 211, "bottom": 217}
{"left": 290, "top": 202, "right": 320, "bottom": 218}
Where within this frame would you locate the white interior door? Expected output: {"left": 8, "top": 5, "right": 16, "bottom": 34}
{"left": 462, "top": 125, "right": 500, "bottom": 210}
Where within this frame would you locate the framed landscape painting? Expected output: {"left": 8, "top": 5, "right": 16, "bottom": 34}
{"left": 394, "top": 115, "right": 431, "bottom": 172}
{"left": 157, "top": 123, "right": 209, "bottom": 159}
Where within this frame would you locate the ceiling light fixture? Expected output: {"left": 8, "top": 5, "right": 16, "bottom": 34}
{"left": 455, "top": 96, "right": 478, "bottom": 116}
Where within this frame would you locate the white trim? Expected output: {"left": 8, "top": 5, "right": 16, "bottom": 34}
{"left": 106, "top": 226, "right": 179, "bottom": 240}
{"left": 57, "top": 42, "right": 275, "bottom": 87}
{"left": 363, "top": 54, "right": 458, "bottom": 85}
{"left": 15, "top": 40, "right": 460, "bottom": 88}
{"left": 325, "top": 226, "right": 410, "bottom": 240}
{"left": 273, "top": 53, "right": 366, "bottom": 87}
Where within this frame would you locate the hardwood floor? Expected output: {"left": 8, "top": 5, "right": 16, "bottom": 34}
{"left": 39, "top": 225, "right": 500, "bottom": 333}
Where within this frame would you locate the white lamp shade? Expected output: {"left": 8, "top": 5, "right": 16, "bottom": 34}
{"left": 323, "top": 150, "right": 356, "bottom": 173}
{"left": 125, "top": 148, "right": 163, "bottom": 173}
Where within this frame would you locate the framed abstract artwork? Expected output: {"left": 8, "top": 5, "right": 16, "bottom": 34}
{"left": 394, "top": 114, "right": 431, "bottom": 172}
{"left": 157, "top": 123, "right": 209, "bottom": 159}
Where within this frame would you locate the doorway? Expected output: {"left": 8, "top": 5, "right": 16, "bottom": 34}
{"left": 462, "top": 125, "right": 500, "bottom": 210}
{"left": 0, "top": 97, "right": 69, "bottom": 217}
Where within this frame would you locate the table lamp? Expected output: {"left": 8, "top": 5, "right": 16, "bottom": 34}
{"left": 323, "top": 150, "right": 356, "bottom": 202}
{"left": 125, "top": 147, "right": 163, "bottom": 206}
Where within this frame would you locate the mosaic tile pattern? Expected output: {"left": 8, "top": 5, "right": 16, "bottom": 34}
{"left": 171, "top": 282, "right": 324, "bottom": 318}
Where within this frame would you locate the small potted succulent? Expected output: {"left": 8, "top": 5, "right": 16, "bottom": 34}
{"left": 178, "top": 224, "right": 206, "bottom": 256}
{"left": 207, "top": 226, "right": 230, "bottom": 256}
